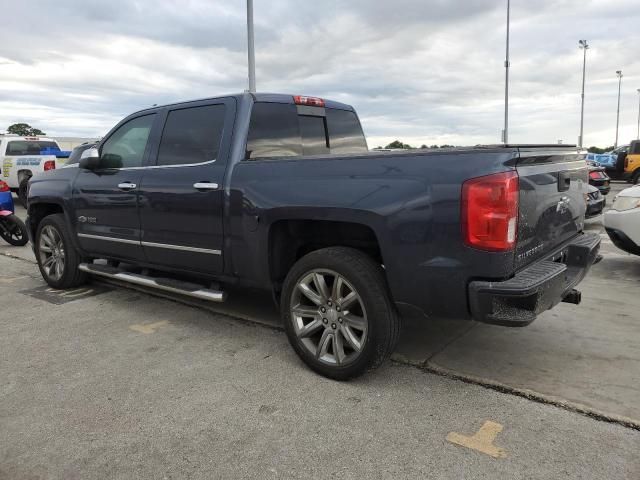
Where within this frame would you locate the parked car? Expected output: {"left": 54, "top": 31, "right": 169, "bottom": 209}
{"left": 604, "top": 185, "right": 640, "bottom": 255}
{"left": 587, "top": 145, "right": 629, "bottom": 180}
{"left": 26, "top": 93, "right": 600, "bottom": 379}
{"left": 622, "top": 140, "right": 640, "bottom": 184}
{"left": 585, "top": 185, "right": 605, "bottom": 218}
{"left": 587, "top": 161, "right": 611, "bottom": 195}
{"left": 0, "top": 179, "right": 28, "bottom": 246}
{"left": 63, "top": 142, "right": 98, "bottom": 167}
{"left": 0, "top": 134, "right": 69, "bottom": 207}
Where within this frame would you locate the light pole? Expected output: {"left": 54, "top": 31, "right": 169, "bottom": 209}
{"left": 615, "top": 70, "right": 623, "bottom": 148}
{"left": 502, "top": 0, "right": 511, "bottom": 144}
{"left": 578, "top": 40, "right": 589, "bottom": 148}
{"left": 637, "top": 88, "right": 640, "bottom": 140}
{"left": 246, "top": 0, "right": 256, "bottom": 93}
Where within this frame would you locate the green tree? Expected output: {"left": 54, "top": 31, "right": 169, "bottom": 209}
{"left": 385, "top": 140, "right": 414, "bottom": 149}
{"left": 587, "top": 146, "right": 615, "bottom": 154}
{"left": 6, "top": 123, "right": 46, "bottom": 136}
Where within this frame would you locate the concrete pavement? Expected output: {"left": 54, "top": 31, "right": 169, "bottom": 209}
{"left": 1, "top": 256, "right": 639, "bottom": 479}
{"left": 3, "top": 183, "right": 638, "bottom": 425}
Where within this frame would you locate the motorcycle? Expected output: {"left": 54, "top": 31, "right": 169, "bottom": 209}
{"left": 0, "top": 179, "right": 28, "bottom": 246}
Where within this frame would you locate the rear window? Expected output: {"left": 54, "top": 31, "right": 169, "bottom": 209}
{"left": 5, "top": 141, "right": 59, "bottom": 156}
{"left": 246, "top": 103, "right": 302, "bottom": 159}
{"left": 245, "top": 102, "right": 367, "bottom": 160}
{"left": 326, "top": 109, "right": 368, "bottom": 154}
{"left": 299, "top": 115, "right": 329, "bottom": 156}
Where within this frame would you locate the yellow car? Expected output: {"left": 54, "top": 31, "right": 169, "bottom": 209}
{"left": 624, "top": 140, "right": 640, "bottom": 184}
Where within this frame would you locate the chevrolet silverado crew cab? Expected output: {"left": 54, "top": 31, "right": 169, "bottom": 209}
{"left": 27, "top": 93, "right": 600, "bottom": 379}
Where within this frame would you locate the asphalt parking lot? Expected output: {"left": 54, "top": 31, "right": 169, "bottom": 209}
{"left": 1, "top": 184, "right": 639, "bottom": 479}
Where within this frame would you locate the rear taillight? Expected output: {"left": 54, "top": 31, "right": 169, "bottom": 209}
{"left": 44, "top": 160, "right": 56, "bottom": 171}
{"left": 0, "top": 180, "right": 9, "bottom": 192}
{"left": 589, "top": 171, "right": 601, "bottom": 180}
{"left": 461, "top": 171, "right": 519, "bottom": 252}
{"left": 293, "top": 95, "right": 325, "bottom": 107}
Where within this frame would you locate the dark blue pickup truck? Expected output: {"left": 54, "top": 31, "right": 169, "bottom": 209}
{"left": 27, "top": 92, "right": 600, "bottom": 379}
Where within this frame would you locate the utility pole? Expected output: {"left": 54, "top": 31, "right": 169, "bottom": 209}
{"left": 247, "top": 0, "right": 256, "bottom": 93}
{"left": 578, "top": 40, "right": 589, "bottom": 148}
{"left": 502, "top": 0, "right": 511, "bottom": 144}
{"left": 615, "top": 70, "right": 623, "bottom": 148}
{"left": 637, "top": 89, "right": 640, "bottom": 140}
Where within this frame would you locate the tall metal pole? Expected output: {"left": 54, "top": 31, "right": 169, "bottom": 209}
{"left": 503, "top": 0, "right": 510, "bottom": 144}
{"left": 637, "top": 89, "right": 640, "bottom": 140}
{"left": 578, "top": 40, "right": 589, "bottom": 148}
{"left": 615, "top": 70, "right": 623, "bottom": 148}
{"left": 247, "top": 0, "right": 256, "bottom": 93}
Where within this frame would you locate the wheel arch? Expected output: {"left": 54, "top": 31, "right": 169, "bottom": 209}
{"left": 17, "top": 169, "right": 33, "bottom": 183}
{"left": 267, "top": 218, "right": 385, "bottom": 301}
{"left": 27, "top": 201, "right": 75, "bottom": 246}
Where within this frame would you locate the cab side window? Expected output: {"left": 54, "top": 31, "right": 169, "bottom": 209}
{"left": 100, "top": 114, "right": 155, "bottom": 168}
{"left": 157, "top": 104, "right": 226, "bottom": 166}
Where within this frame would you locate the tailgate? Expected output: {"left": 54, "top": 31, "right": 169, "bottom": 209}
{"left": 515, "top": 147, "right": 588, "bottom": 270}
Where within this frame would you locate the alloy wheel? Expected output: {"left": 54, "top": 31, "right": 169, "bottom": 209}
{"left": 38, "top": 225, "right": 66, "bottom": 281}
{"left": 290, "top": 269, "right": 368, "bottom": 366}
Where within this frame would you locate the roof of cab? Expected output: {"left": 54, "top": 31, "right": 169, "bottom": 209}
{"left": 133, "top": 92, "right": 355, "bottom": 116}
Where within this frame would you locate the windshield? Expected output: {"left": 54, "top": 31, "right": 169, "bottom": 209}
{"left": 610, "top": 146, "right": 628, "bottom": 154}
{"left": 5, "top": 141, "right": 60, "bottom": 156}
{"left": 65, "top": 143, "right": 96, "bottom": 165}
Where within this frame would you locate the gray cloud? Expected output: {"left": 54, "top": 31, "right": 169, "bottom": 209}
{"left": 0, "top": 0, "right": 638, "bottom": 147}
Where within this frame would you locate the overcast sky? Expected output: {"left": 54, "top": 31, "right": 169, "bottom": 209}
{"left": 0, "top": 0, "right": 639, "bottom": 148}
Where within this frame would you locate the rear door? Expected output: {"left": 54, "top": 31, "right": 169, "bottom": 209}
{"left": 515, "top": 148, "right": 588, "bottom": 269}
{"left": 137, "top": 98, "right": 235, "bottom": 274}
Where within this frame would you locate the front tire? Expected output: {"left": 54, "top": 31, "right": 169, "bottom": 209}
{"left": 0, "top": 214, "right": 28, "bottom": 246}
{"left": 281, "top": 247, "right": 400, "bottom": 380}
{"left": 35, "top": 214, "right": 88, "bottom": 289}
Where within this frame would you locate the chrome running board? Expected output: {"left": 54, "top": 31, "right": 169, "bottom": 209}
{"left": 78, "top": 263, "right": 226, "bottom": 302}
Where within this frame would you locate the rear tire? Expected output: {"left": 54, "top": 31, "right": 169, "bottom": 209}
{"left": 18, "top": 178, "right": 29, "bottom": 208}
{"left": 0, "top": 214, "right": 28, "bottom": 246}
{"left": 35, "top": 214, "right": 88, "bottom": 289}
{"left": 632, "top": 170, "right": 640, "bottom": 185}
{"left": 281, "top": 247, "right": 400, "bottom": 380}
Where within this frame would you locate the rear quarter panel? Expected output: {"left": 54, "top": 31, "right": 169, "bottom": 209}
{"left": 227, "top": 149, "right": 518, "bottom": 319}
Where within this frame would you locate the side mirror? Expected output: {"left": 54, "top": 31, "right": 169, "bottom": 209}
{"left": 79, "top": 147, "right": 100, "bottom": 170}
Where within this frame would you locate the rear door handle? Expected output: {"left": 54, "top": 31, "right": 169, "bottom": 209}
{"left": 118, "top": 182, "right": 137, "bottom": 191}
{"left": 193, "top": 182, "right": 219, "bottom": 191}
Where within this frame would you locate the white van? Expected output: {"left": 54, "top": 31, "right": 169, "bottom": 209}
{"left": 0, "top": 134, "right": 65, "bottom": 206}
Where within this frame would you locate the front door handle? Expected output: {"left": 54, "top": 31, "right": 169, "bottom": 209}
{"left": 118, "top": 182, "right": 137, "bottom": 191}
{"left": 193, "top": 182, "right": 219, "bottom": 191}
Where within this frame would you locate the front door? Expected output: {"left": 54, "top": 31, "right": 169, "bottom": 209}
{"left": 138, "top": 99, "right": 235, "bottom": 274}
{"left": 73, "top": 113, "right": 157, "bottom": 261}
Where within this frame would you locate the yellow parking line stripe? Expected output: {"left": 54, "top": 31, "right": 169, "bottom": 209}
{"left": 129, "top": 320, "right": 170, "bottom": 334}
{"left": 446, "top": 420, "right": 507, "bottom": 458}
